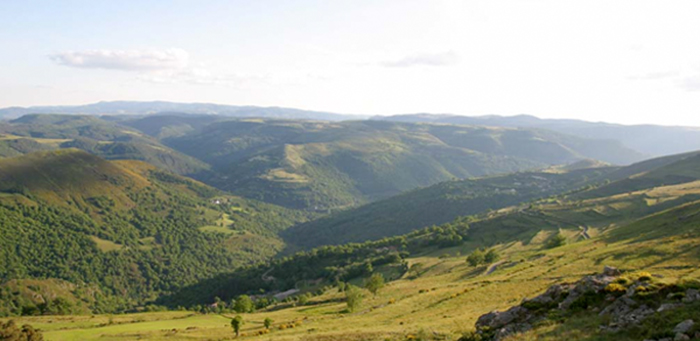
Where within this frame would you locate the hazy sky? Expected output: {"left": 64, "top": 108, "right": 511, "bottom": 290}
{"left": 2, "top": 0, "right": 700, "bottom": 125}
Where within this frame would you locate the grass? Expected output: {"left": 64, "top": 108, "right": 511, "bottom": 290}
{"left": 89, "top": 236, "right": 124, "bottom": 252}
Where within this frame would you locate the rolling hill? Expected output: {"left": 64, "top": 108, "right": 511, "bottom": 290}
{"left": 377, "top": 113, "right": 700, "bottom": 158}
{"left": 0, "top": 114, "right": 208, "bottom": 175}
{"left": 158, "top": 118, "right": 642, "bottom": 210}
{"left": 0, "top": 149, "right": 311, "bottom": 315}
{"left": 282, "top": 165, "right": 615, "bottom": 249}
{"left": 283, "top": 148, "right": 700, "bottom": 249}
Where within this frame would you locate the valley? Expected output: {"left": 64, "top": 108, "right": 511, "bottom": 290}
{"left": 1, "top": 112, "right": 700, "bottom": 341}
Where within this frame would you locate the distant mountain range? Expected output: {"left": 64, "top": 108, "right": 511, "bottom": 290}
{"left": 3, "top": 101, "right": 700, "bottom": 158}
{"left": 0, "top": 101, "right": 362, "bottom": 121}
{"left": 374, "top": 113, "right": 700, "bottom": 158}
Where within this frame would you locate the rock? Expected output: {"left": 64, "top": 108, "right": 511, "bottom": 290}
{"left": 599, "top": 298, "right": 632, "bottom": 317}
{"left": 673, "top": 319, "right": 694, "bottom": 334}
{"left": 603, "top": 266, "right": 621, "bottom": 277}
{"left": 682, "top": 289, "right": 699, "bottom": 303}
{"left": 674, "top": 333, "right": 690, "bottom": 341}
{"left": 476, "top": 306, "right": 530, "bottom": 330}
{"left": 657, "top": 303, "right": 682, "bottom": 312}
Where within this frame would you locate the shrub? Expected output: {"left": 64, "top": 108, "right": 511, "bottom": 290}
{"left": 545, "top": 232, "right": 567, "bottom": 249}
{"left": 365, "top": 273, "right": 385, "bottom": 295}
{"left": 467, "top": 249, "right": 485, "bottom": 267}
{"left": 604, "top": 283, "right": 627, "bottom": 295}
{"left": 484, "top": 249, "right": 500, "bottom": 263}
{"left": 345, "top": 285, "right": 364, "bottom": 312}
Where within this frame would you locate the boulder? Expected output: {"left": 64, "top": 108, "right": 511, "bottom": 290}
{"left": 673, "top": 319, "right": 694, "bottom": 334}
{"left": 682, "top": 289, "right": 699, "bottom": 303}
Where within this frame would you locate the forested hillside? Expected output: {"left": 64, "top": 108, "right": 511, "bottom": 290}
{"left": 0, "top": 150, "right": 310, "bottom": 316}
{"left": 157, "top": 118, "right": 641, "bottom": 210}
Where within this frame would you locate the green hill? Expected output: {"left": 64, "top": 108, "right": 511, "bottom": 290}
{"left": 0, "top": 114, "right": 208, "bottom": 175}
{"left": 161, "top": 119, "right": 640, "bottom": 210}
{"left": 282, "top": 166, "right": 615, "bottom": 249}
{"left": 0, "top": 150, "right": 310, "bottom": 315}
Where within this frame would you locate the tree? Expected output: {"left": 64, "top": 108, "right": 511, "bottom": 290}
{"left": 345, "top": 285, "right": 364, "bottom": 312}
{"left": 336, "top": 279, "right": 346, "bottom": 292}
{"left": 234, "top": 295, "right": 254, "bottom": 313}
{"left": 364, "top": 273, "right": 385, "bottom": 295}
{"left": 466, "top": 248, "right": 485, "bottom": 267}
{"left": 231, "top": 315, "right": 244, "bottom": 337}
{"left": 545, "top": 231, "right": 567, "bottom": 249}
{"left": 264, "top": 317, "right": 273, "bottom": 330}
{"left": 484, "top": 248, "right": 500, "bottom": 263}
{"left": 297, "top": 293, "right": 309, "bottom": 306}
{"left": 0, "top": 320, "right": 44, "bottom": 341}
{"left": 409, "top": 263, "right": 424, "bottom": 278}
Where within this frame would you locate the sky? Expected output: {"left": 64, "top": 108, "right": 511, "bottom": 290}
{"left": 1, "top": 0, "right": 700, "bottom": 126}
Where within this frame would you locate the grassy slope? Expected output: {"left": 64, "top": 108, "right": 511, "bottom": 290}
{"left": 163, "top": 119, "right": 638, "bottom": 210}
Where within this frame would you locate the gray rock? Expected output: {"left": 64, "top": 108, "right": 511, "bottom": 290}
{"left": 603, "top": 266, "right": 621, "bottom": 277}
{"left": 682, "top": 289, "right": 699, "bottom": 303}
{"left": 657, "top": 303, "right": 681, "bottom": 312}
{"left": 673, "top": 319, "right": 694, "bottom": 334}
{"left": 674, "top": 332, "right": 690, "bottom": 341}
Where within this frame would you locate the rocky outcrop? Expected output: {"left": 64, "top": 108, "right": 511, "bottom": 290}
{"left": 467, "top": 267, "right": 700, "bottom": 341}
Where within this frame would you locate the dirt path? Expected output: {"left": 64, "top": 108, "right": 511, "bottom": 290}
{"left": 580, "top": 225, "right": 591, "bottom": 240}
{"left": 485, "top": 260, "right": 506, "bottom": 275}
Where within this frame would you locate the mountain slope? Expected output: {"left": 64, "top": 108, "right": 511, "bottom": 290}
{"left": 164, "top": 119, "right": 642, "bottom": 210}
{"left": 282, "top": 166, "right": 615, "bottom": 249}
{"left": 283, "top": 149, "right": 700, "bottom": 249}
{"left": 377, "top": 113, "right": 700, "bottom": 158}
{"left": 0, "top": 114, "right": 208, "bottom": 175}
{"left": 0, "top": 150, "right": 310, "bottom": 315}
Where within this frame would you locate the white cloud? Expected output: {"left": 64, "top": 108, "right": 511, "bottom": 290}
{"left": 138, "top": 67, "right": 268, "bottom": 87}
{"left": 379, "top": 51, "right": 460, "bottom": 68}
{"left": 50, "top": 49, "right": 189, "bottom": 71}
